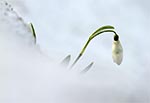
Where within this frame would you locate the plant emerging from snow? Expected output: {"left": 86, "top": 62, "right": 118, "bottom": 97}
{"left": 62, "top": 25, "right": 123, "bottom": 72}
{"left": 2, "top": 0, "right": 123, "bottom": 72}
{"left": 29, "top": 23, "right": 123, "bottom": 72}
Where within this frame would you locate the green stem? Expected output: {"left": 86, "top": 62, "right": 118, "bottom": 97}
{"left": 91, "top": 30, "right": 118, "bottom": 39}
{"left": 70, "top": 28, "right": 118, "bottom": 69}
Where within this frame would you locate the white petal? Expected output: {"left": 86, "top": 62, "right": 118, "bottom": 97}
{"left": 112, "top": 40, "right": 123, "bottom": 65}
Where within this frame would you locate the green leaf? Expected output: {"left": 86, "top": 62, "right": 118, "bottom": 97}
{"left": 91, "top": 25, "right": 115, "bottom": 38}
{"left": 29, "top": 23, "right": 36, "bottom": 43}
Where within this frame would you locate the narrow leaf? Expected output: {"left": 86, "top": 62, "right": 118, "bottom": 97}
{"left": 91, "top": 25, "right": 115, "bottom": 37}
{"left": 29, "top": 23, "right": 36, "bottom": 43}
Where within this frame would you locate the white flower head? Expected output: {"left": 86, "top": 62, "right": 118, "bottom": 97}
{"left": 112, "top": 35, "right": 123, "bottom": 65}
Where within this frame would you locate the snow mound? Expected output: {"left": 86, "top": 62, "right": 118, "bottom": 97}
{"left": 0, "top": 0, "right": 149, "bottom": 103}
{"left": 0, "top": 0, "right": 34, "bottom": 45}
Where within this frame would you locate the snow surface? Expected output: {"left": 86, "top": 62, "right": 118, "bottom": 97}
{"left": 0, "top": 0, "right": 149, "bottom": 103}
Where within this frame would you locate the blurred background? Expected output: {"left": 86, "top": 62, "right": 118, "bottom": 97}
{"left": 0, "top": 0, "right": 150, "bottom": 103}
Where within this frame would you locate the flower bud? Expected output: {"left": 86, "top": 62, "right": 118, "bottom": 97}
{"left": 112, "top": 38, "right": 123, "bottom": 65}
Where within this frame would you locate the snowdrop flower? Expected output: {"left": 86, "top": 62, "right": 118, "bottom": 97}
{"left": 112, "top": 35, "right": 123, "bottom": 65}
{"left": 69, "top": 25, "right": 123, "bottom": 69}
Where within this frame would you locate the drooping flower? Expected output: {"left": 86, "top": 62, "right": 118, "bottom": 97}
{"left": 112, "top": 35, "right": 123, "bottom": 65}
{"left": 69, "top": 25, "right": 123, "bottom": 69}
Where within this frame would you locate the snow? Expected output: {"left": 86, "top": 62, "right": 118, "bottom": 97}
{"left": 0, "top": 0, "right": 149, "bottom": 103}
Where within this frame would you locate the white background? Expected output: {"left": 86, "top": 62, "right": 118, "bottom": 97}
{"left": 0, "top": 0, "right": 150, "bottom": 103}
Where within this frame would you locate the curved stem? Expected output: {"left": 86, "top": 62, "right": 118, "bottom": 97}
{"left": 70, "top": 29, "right": 118, "bottom": 69}
{"left": 91, "top": 30, "right": 118, "bottom": 40}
